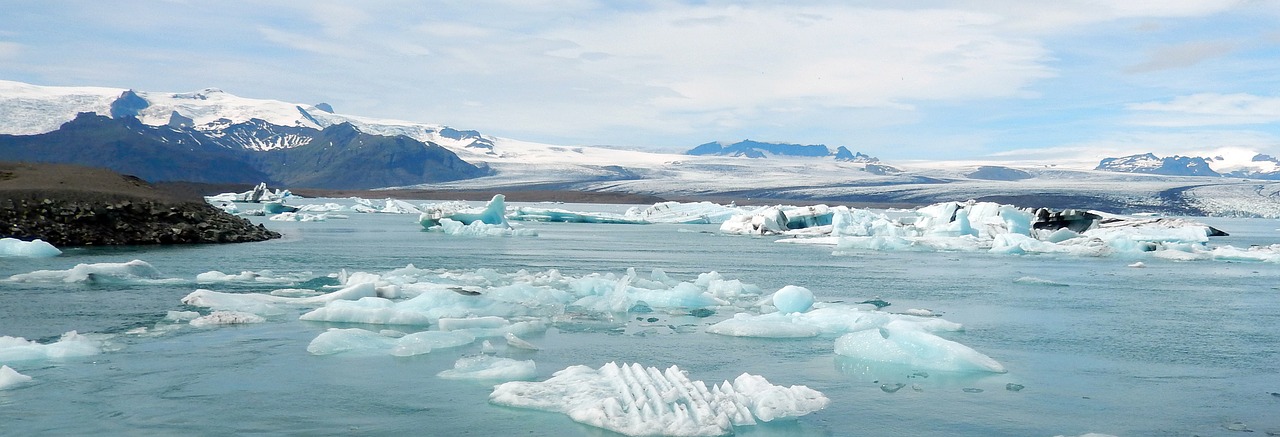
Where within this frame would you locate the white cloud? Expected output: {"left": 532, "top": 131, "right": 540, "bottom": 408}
{"left": 1125, "top": 41, "right": 1237, "bottom": 73}
{"left": 1128, "top": 93, "right": 1280, "bottom": 126}
{"left": 0, "top": 41, "right": 20, "bottom": 58}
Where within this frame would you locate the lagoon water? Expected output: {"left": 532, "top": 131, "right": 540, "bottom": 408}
{"left": 2, "top": 200, "right": 1279, "bottom": 436}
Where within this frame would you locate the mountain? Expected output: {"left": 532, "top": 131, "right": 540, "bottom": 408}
{"left": 687, "top": 140, "right": 876, "bottom": 162}
{"left": 0, "top": 112, "right": 488, "bottom": 189}
{"left": 1095, "top": 153, "right": 1220, "bottom": 177}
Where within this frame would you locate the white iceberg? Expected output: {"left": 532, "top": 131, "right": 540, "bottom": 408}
{"left": 0, "top": 237, "right": 61, "bottom": 258}
{"left": 707, "top": 303, "right": 962, "bottom": 339}
{"left": 0, "top": 331, "right": 102, "bottom": 362}
{"left": 490, "top": 362, "right": 829, "bottom": 436}
{"left": 438, "top": 355, "right": 537, "bottom": 381}
{"left": 508, "top": 206, "right": 647, "bottom": 224}
{"left": 623, "top": 201, "right": 750, "bottom": 224}
{"left": 305, "top": 327, "right": 475, "bottom": 356}
{"left": 189, "top": 311, "right": 266, "bottom": 327}
{"left": 833, "top": 321, "right": 1006, "bottom": 373}
{"left": 419, "top": 194, "right": 508, "bottom": 228}
{"left": 6, "top": 259, "right": 171, "bottom": 284}
{"left": 0, "top": 365, "right": 33, "bottom": 390}
{"left": 182, "top": 282, "right": 377, "bottom": 315}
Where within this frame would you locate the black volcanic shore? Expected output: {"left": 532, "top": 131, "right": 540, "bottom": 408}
{"left": 0, "top": 162, "right": 279, "bottom": 247}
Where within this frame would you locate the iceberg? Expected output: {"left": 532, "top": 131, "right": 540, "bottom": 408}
{"left": 489, "top": 362, "right": 829, "bottom": 436}
{"left": 437, "top": 355, "right": 537, "bottom": 381}
{"left": 305, "top": 327, "right": 475, "bottom": 356}
{"left": 508, "top": 206, "right": 648, "bottom": 224}
{"left": 182, "top": 282, "right": 377, "bottom": 315}
{"left": 707, "top": 303, "right": 962, "bottom": 339}
{"left": 0, "top": 237, "right": 61, "bottom": 258}
{"left": 189, "top": 311, "right": 267, "bottom": 327}
{"left": 419, "top": 194, "right": 508, "bottom": 228}
{"left": 0, "top": 331, "right": 102, "bottom": 362}
{"left": 204, "top": 182, "right": 291, "bottom": 203}
{"left": 623, "top": 201, "right": 751, "bottom": 224}
{"left": 268, "top": 211, "right": 326, "bottom": 221}
{"left": 6, "top": 259, "right": 171, "bottom": 284}
{"left": 0, "top": 365, "right": 32, "bottom": 390}
{"left": 833, "top": 320, "right": 1006, "bottom": 373}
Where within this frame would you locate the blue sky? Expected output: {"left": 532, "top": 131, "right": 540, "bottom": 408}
{"left": 2, "top": 0, "right": 1279, "bottom": 161}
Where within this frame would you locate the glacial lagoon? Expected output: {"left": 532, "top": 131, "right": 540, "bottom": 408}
{"left": 2, "top": 199, "right": 1279, "bottom": 436}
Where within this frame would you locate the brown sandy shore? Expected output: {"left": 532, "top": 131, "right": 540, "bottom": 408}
{"left": 0, "top": 161, "right": 279, "bottom": 246}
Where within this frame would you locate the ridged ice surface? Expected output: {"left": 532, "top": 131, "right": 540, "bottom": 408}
{"left": 490, "top": 362, "right": 828, "bottom": 436}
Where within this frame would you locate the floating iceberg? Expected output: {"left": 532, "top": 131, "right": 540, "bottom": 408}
{"left": 269, "top": 211, "right": 326, "bottom": 221}
{"left": 189, "top": 311, "right": 266, "bottom": 327}
{"left": 508, "top": 206, "right": 647, "bottom": 224}
{"left": 490, "top": 362, "right": 829, "bottom": 436}
{"left": 306, "top": 327, "right": 476, "bottom": 356}
{"left": 204, "top": 182, "right": 291, "bottom": 203}
{"left": 707, "top": 302, "right": 962, "bottom": 339}
{"left": 833, "top": 320, "right": 1007, "bottom": 373}
{"left": 0, "top": 365, "right": 32, "bottom": 389}
{"left": 419, "top": 194, "right": 537, "bottom": 236}
{"left": 0, "top": 237, "right": 61, "bottom": 258}
{"left": 438, "top": 355, "right": 537, "bottom": 381}
{"left": 181, "top": 282, "right": 378, "bottom": 315}
{"left": 0, "top": 331, "right": 102, "bottom": 362}
{"left": 6, "top": 259, "right": 173, "bottom": 284}
{"left": 623, "top": 201, "right": 752, "bottom": 224}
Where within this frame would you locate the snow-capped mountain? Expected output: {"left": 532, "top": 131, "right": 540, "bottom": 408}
{"left": 1095, "top": 151, "right": 1280, "bottom": 179}
{"left": 4, "top": 79, "right": 1280, "bottom": 217}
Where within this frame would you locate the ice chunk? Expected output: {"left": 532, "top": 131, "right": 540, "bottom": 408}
{"left": 834, "top": 321, "right": 1006, "bottom": 373}
{"left": 1012, "top": 276, "right": 1069, "bottom": 287}
{"left": 189, "top": 311, "right": 266, "bottom": 327}
{"left": 720, "top": 206, "right": 788, "bottom": 235}
{"left": 0, "top": 365, "right": 33, "bottom": 389}
{"left": 432, "top": 218, "right": 538, "bottom": 237}
{"left": 195, "top": 269, "right": 313, "bottom": 284}
{"left": 624, "top": 201, "right": 749, "bottom": 224}
{"left": 708, "top": 303, "right": 962, "bottom": 338}
{"left": 299, "top": 296, "right": 433, "bottom": 326}
{"left": 305, "top": 328, "right": 475, "bottom": 356}
{"left": 504, "top": 332, "right": 539, "bottom": 350}
{"left": 269, "top": 211, "right": 327, "bottom": 221}
{"left": 0, "top": 237, "right": 61, "bottom": 258}
{"left": 490, "top": 362, "right": 829, "bottom": 436}
{"left": 438, "top": 355, "right": 537, "bottom": 381}
{"left": 181, "top": 282, "right": 377, "bottom": 315}
{"left": 7, "top": 259, "right": 167, "bottom": 283}
{"left": 771, "top": 285, "right": 814, "bottom": 314}
{"left": 0, "top": 331, "right": 102, "bottom": 362}
{"left": 509, "top": 206, "right": 647, "bottom": 224}
{"left": 419, "top": 194, "right": 508, "bottom": 228}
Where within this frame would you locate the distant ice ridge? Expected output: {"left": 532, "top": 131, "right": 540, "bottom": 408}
{"left": 0, "top": 238, "right": 61, "bottom": 258}
{"left": 711, "top": 200, "right": 1271, "bottom": 262}
{"left": 490, "top": 362, "right": 829, "bottom": 436}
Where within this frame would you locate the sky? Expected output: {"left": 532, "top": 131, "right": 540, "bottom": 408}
{"left": 2, "top": 0, "right": 1280, "bottom": 161}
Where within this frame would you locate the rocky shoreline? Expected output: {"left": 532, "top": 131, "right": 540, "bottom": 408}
{"left": 1, "top": 162, "right": 280, "bottom": 247}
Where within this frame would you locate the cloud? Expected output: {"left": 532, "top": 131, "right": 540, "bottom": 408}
{"left": 1124, "top": 41, "right": 1237, "bottom": 73}
{"left": 1128, "top": 93, "right": 1280, "bottom": 126}
{"left": 0, "top": 41, "right": 19, "bottom": 58}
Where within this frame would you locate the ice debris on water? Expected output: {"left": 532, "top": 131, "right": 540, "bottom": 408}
{"left": 189, "top": 311, "right": 266, "bottom": 327}
{"left": 880, "top": 383, "right": 905, "bottom": 393}
{"left": 489, "top": 362, "right": 829, "bottom": 437}
{"left": 833, "top": 321, "right": 1007, "bottom": 373}
{"left": 1006, "top": 383, "right": 1025, "bottom": 392}
{"left": 504, "top": 332, "right": 539, "bottom": 350}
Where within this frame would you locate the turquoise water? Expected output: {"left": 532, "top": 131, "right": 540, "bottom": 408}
{"left": 1, "top": 202, "right": 1279, "bottom": 436}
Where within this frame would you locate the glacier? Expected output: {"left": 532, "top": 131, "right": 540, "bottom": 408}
{"left": 489, "top": 362, "right": 829, "bottom": 436}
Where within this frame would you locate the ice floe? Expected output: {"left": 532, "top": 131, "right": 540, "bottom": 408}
{"left": 0, "top": 237, "right": 61, "bottom": 258}
{"left": 438, "top": 355, "right": 536, "bottom": 381}
{"left": 6, "top": 259, "right": 178, "bottom": 284}
{"left": 0, "top": 331, "right": 102, "bottom": 362}
{"left": 489, "top": 362, "right": 829, "bottom": 436}
{"left": 189, "top": 311, "right": 266, "bottom": 327}
{"left": 306, "top": 327, "right": 476, "bottom": 356}
{"left": 833, "top": 320, "right": 1007, "bottom": 373}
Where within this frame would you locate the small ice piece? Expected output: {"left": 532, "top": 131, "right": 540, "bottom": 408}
{"left": 490, "top": 362, "right": 829, "bottom": 436}
{"left": 189, "top": 311, "right": 266, "bottom": 327}
{"left": 437, "top": 355, "right": 536, "bottom": 381}
{"left": 902, "top": 308, "right": 936, "bottom": 317}
{"left": 0, "top": 237, "right": 61, "bottom": 258}
{"left": 1012, "top": 276, "right": 1069, "bottom": 287}
{"left": 834, "top": 321, "right": 1007, "bottom": 373}
{"left": 504, "top": 332, "right": 539, "bottom": 350}
{"left": 7, "top": 259, "right": 164, "bottom": 283}
{"left": 771, "top": 285, "right": 814, "bottom": 314}
{"left": 1005, "top": 383, "right": 1025, "bottom": 392}
{"left": 0, "top": 365, "right": 33, "bottom": 389}
{"left": 0, "top": 331, "right": 102, "bottom": 362}
{"left": 307, "top": 328, "right": 396, "bottom": 355}
{"left": 1128, "top": 262, "right": 1146, "bottom": 268}
{"left": 166, "top": 311, "right": 200, "bottom": 322}
{"left": 438, "top": 316, "right": 509, "bottom": 331}
{"left": 481, "top": 340, "right": 498, "bottom": 354}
